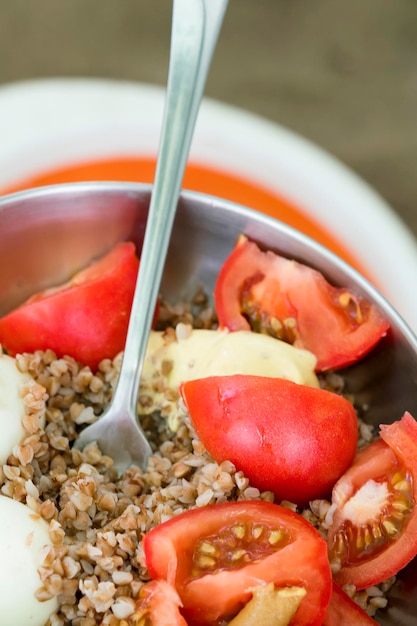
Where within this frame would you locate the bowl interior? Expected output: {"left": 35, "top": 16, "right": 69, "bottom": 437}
{"left": 1, "top": 181, "right": 417, "bottom": 624}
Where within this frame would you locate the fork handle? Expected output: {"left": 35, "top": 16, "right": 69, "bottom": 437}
{"left": 111, "top": 0, "right": 229, "bottom": 418}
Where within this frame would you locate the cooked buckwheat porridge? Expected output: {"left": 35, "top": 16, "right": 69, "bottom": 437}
{"left": 0, "top": 288, "right": 395, "bottom": 625}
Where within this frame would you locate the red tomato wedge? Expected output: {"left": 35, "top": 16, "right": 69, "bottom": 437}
{"left": 180, "top": 375, "right": 358, "bottom": 505}
{"left": 323, "top": 582, "right": 379, "bottom": 625}
{"left": 0, "top": 241, "right": 140, "bottom": 371}
{"left": 143, "top": 500, "right": 332, "bottom": 626}
{"left": 214, "top": 235, "right": 389, "bottom": 371}
{"left": 132, "top": 580, "right": 187, "bottom": 625}
{"left": 327, "top": 412, "right": 417, "bottom": 590}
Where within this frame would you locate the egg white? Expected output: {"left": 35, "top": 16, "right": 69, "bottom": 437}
{"left": 0, "top": 495, "right": 58, "bottom": 626}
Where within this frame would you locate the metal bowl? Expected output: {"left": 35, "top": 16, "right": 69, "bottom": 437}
{"left": 1, "top": 181, "right": 417, "bottom": 624}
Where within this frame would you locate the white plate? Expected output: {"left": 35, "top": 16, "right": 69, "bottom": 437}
{"left": 0, "top": 77, "right": 416, "bottom": 332}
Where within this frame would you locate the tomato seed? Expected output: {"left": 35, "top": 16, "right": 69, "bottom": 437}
{"left": 230, "top": 549, "right": 247, "bottom": 561}
{"left": 283, "top": 317, "right": 296, "bottom": 329}
{"left": 268, "top": 530, "right": 284, "bottom": 545}
{"left": 363, "top": 527, "right": 373, "bottom": 546}
{"left": 252, "top": 526, "right": 264, "bottom": 539}
{"left": 198, "top": 541, "right": 218, "bottom": 556}
{"left": 231, "top": 524, "right": 246, "bottom": 539}
{"left": 371, "top": 522, "right": 382, "bottom": 540}
{"left": 356, "top": 533, "right": 365, "bottom": 550}
{"left": 338, "top": 293, "right": 351, "bottom": 308}
{"left": 196, "top": 555, "right": 217, "bottom": 569}
{"left": 270, "top": 317, "right": 282, "bottom": 332}
{"left": 394, "top": 479, "right": 410, "bottom": 492}
{"left": 392, "top": 499, "right": 409, "bottom": 513}
{"left": 382, "top": 520, "right": 398, "bottom": 536}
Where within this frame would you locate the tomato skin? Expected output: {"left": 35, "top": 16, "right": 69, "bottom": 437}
{"left": 0, "top": 242, "right": 140, "bottom": 371}
{"left": 180, "top": 374, "right": 358, "bottom": 505}
{"left": 328, "top": 412, "right": 417, "bottom": 590}
{"left": 143, "top": 500, "right": 332, "bottom": 626}
{"left": 132, "top": 580, "right": 188, "bottom": 625}
{"left": 214, "top": 235, "right": 389, "bottom": 372}
{"left": 323, "top": 582, "right": 379, "bottom": 625}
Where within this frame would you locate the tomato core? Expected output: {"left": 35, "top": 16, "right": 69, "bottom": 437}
{"left": 329, "top": 468, "right": 414, "bottom": 566}
{"left": 192, "top": 521, "right": 291, "bottom": 578}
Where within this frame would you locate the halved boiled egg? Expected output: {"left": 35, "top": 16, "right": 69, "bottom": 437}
{"left": 0, "top": 495, "right": 58, "bottom": 625}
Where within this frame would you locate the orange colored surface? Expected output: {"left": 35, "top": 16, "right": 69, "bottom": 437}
{"left": 2, "top": 156, "right": 367, "bottom": 275}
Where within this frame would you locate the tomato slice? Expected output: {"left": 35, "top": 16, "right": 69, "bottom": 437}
{"left": 214, "top": 235, "right": 389, "bottom": 372}
{"left": 143, "top": 500, "right": 332, "bottom": 626}
{"left": 180, "top": 375, "right": 358, "bottom": 505}
{"left": 327, "top": 412, "right": 417, "bottom": 590}
{"left": 323, "top": 582, "right": 379, "bottom": 625}
{"left": 132, "top": 580, "right": 188, "bottom": 625}
{"left": 0, "top": 242, "right": 140, "bottom": 371}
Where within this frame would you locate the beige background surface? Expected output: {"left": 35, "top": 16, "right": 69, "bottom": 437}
{"left": 1, "top": 0, "right": 417, "bottom": 238}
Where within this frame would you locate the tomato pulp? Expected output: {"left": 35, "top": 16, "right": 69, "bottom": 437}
{"left": 143, "top": 500, "right": 332, "bottom": 626}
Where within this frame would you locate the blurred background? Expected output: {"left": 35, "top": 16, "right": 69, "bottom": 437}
{"left": 0, "top": 0, "right": 416, "bottom": 237}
